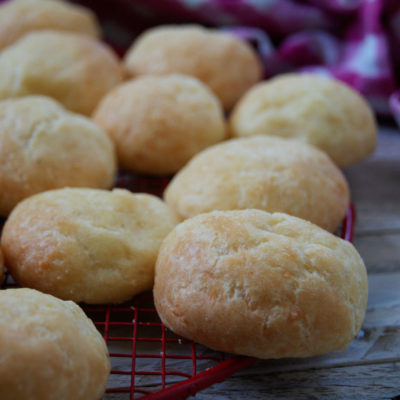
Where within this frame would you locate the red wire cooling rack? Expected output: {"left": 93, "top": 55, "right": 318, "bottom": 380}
{"left": 0, "top": 173, "right": 355, "bottom": 400}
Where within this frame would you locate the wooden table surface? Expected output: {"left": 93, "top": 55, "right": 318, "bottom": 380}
{"left": 193, "top": 126, "right": 400, "bottom": 400}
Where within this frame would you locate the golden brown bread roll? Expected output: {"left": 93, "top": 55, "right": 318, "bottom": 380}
{"left": 1, "top": 188, "right": 178, "bottom": 304}
{"left": 93, "top": 74, "right": 226, "bottom": 175}
{"left": 0, "top": 288, "right": 110, "bottom": 400}
{"left": 154, "top": 210, "right": 368, "bottom": 358}
{"left": 229, "top": 74, "right": 377, "bottom": 166}
{"left": 164, "top": 136, "right": 350, "bottom": 232}
{"left": 0, "top": 96, "right": 117, "bottom": 216}
{"left": 0, "top": 30, "right": 124, "bottom": 115}
{"left": 0, "top": 0, "right": 100, "bottom": 51}
{"left": 124, "top": 25, "right": 262, "bottom": 110}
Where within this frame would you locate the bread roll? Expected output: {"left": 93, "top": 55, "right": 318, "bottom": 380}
{"left": 0, "top": 288, "right": 110, "bottom": 400}
{"left": 1, "top": 188, "right": 178, "bottom": 304}
{"left": 229, "top": 74, "right": 377, "bottom": 166}
{"left": 93, "top": 74, "right": 226, "bottom": 175}
{"left": 0, "top": 96, "right": 116, "bottom": 216}
{"left": 154, "top": 210, "right": 368, "bottom": 358}
{"left": 0, "top": 0, "right": 100, "bottom": 51}
{"left": 124, "top": 25, "right": 262, "bottom": 110}
{"left": 0, "top": 30, "right": 123, "bottom": 115}
{"left": 164, "top": 136, "right": 349, "bottom": 232}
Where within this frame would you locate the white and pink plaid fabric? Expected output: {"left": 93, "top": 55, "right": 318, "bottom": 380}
{"left": 2, "top": 0, "right": 400, "bottom": 120}
{"left": 104, "top": 0, "right": 398, "bottom": 118}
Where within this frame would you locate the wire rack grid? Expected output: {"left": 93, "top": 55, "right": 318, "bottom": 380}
{"left": 0, "top": 173, "right": 355, "bottom": 399}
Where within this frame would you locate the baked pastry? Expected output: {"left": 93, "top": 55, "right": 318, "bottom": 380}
{"left": 0, "top": 249, "right": 4, "bottom": 284}
{"left": 164, "top": 136, "right": 349, "bottom": 232}
{"left": 0, "top": 288, "right": 110, "bottom": 400}
{"left": 0, "top": 0, "right": 100, "bottom": 51}
{"left": 124, "top": 25, "right": 262, "bottom": 110}
{"left": 229, "top": 74, "right": 377, "bottom": 167}
{"left": 1, "top": 188, "right": 178, "bottom": 304}
{"left": 0, "top": 30, "right": 124, "bottom": 115}
{"left": 154, "top": 210, "right": 368, "bottom": 358}
{"left": 0, "top": 96, "right": 116, "bottom": 216}
{"left": 93, "top": 74, "right": 226, "bottom": 175}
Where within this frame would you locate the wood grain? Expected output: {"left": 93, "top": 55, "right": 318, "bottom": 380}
{"left": 195, "top": 362, "right": 400, "bottom": 400}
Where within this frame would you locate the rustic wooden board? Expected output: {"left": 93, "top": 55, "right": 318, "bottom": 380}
{"left": 344, "top": 127, "right": 400, "bottom": 235}
{"left": 194, "top": 362, "right": 400, "bottom": 400}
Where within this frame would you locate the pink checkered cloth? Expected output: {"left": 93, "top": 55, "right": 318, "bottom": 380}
{"left": 6, "top": 0, "right": 400, "bottom": 119}
{"left": 84, "top": 0, "right": 400, "bottom": 119}
{"left": 74, "top": 0, "right": 399, "bottom": 119}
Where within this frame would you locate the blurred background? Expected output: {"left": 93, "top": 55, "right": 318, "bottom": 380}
{"left": 71, "top": 0, "right": 400, "bottom": 121}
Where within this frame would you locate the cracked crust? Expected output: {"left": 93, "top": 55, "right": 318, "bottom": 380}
{"left": 0, "top": 288, "right": 110, "bottom": 400}
{"left": 229, "top": 74, "right": 377, "bottom": 167}
{"left": 164, "top": 135, "right": 350, "bottom": 232}
{"left": 0, "top": 0, "right": 100, "bottom": 51}
{"left": 0, "top": 30, "right": 123, "bottom": 115}
{"left": 1, "top": 188, "right": 179, "bottom": 304}
{"left": 0, "top": 96, "right": 116, "bottom": 216}
{"left": 124, "top": 25, "right": 262, "bottom": 110}
{"left": 154, "top": 210, "right": 368, "bottom": 359}
{"left": 93, "top": 74, "right": 226, "bottom": 175}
